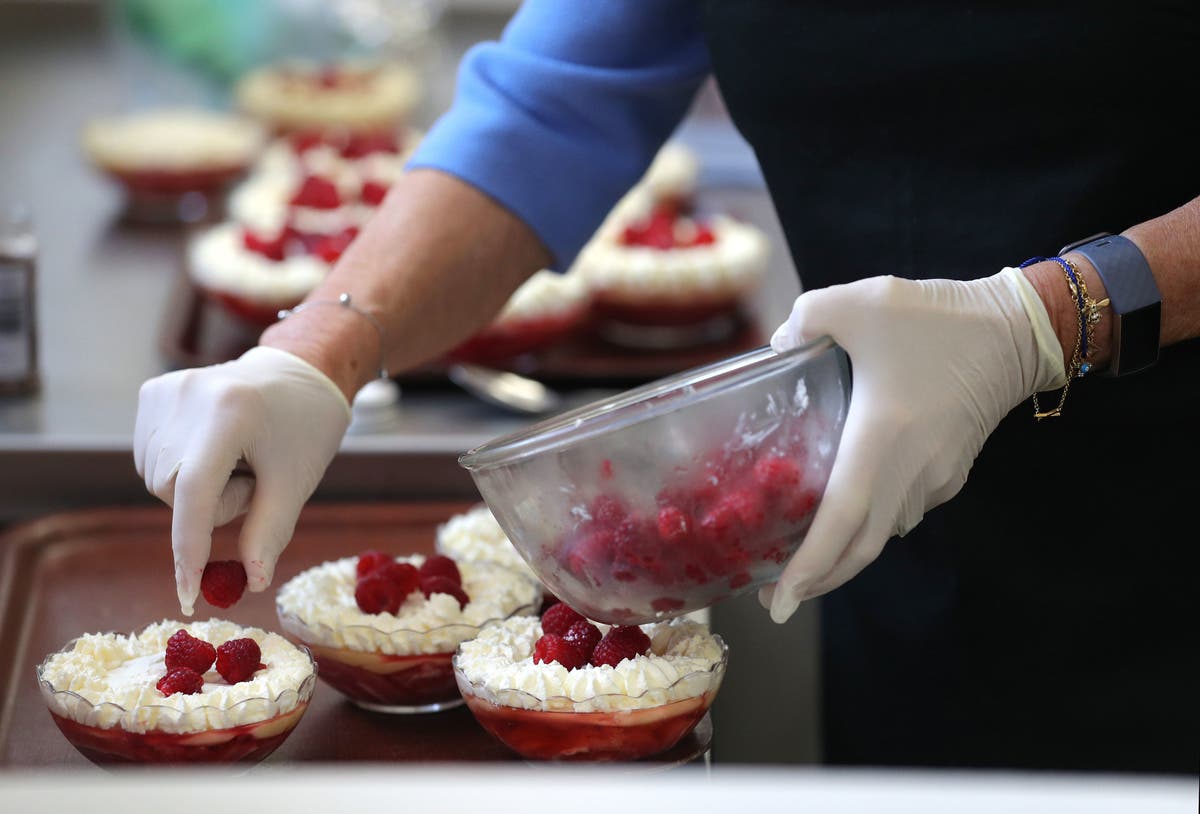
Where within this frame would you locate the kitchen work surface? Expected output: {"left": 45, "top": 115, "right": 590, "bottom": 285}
{"left": 0, "top": 502, "right": 718, "bottom": 768}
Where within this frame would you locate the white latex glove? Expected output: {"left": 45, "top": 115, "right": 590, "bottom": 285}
{"left": 134, "top": 346, "right": 351, "bottom": 615}
{"left": 761, "top": 268, "right": 1066, "bottom": 623}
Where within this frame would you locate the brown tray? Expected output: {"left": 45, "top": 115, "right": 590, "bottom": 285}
{"left": 158, "top": 271, "right": 764, "bottom": 388}
{"left": 0, "top": 502, "right": 712, "bottom": 768}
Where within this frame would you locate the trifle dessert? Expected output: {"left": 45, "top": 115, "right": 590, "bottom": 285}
{"left": 276, "top": 552, "right": 540, "bottom": 713}
{"left": 454, "top": 602, "right": 727, "bottom": 761}
{"left": 188, "top": 128, "right": 419, "bottom": 325}
{"left": 81, "top": 108, "right": 265, "bottom": 222}
{"left": 36, "top": 619, "right": 316, "bottom": 765}
{"left": 577, "top": 142, "right": 769, "bottom": 347}
{"left": 234, "top": 61, "right": 421, "bottom": 137}
{"left": 446, "top": 269, "right": 591, "bottom": 366}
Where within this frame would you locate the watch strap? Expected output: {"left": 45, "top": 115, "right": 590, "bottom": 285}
{"left": 1059, "top": 233, "right": 1161, "bottom": 376}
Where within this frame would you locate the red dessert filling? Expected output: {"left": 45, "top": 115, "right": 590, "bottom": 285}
{"left": 446, "top": 307, "right": 588, "bottom": 366}
{"left": 48, "top": 705, "right": 307, "bottom": 765}
{"left": 304, "top": 646, "right": 459, "bottom": 708}
{"left": 619, "top": 203, "right": 716, "bottom": 250}
{"left": 461, "top": 691, "right": 712, "bottom": 762}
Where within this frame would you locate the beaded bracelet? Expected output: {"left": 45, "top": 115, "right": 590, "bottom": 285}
{"left": 1018, "top": 256, "right": 1108, "bottom": 419}
{"left": 277, "top": 292, "right": 389, "bottom": 380}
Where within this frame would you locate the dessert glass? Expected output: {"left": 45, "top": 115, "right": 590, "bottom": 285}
{"left": 36, "top": 637, "right": 316, "bottom": 765}
{"left": 460, "top": 338, "right": 850, "bottom": 624}
{"left": 453, "top": 623, "right": 728, "bottom": 762}
{"left": 276, "top": 559, "right": 541, "bottom": 713}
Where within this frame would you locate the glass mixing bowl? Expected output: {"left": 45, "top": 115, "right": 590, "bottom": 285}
{"left": 459, "top": 337, "right": 850, "bottom": 623}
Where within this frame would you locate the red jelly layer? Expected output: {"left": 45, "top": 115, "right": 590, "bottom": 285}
{"left": 461, "top": 691, "right": 713, "bottom": 761}
{"left": 203, "top": 289, "right": 300, "bottom": 327}
{"left": 306, "top": 646, "right": 459, "bottom": 708}
{"left": 48, "top": 705, "right": 307, "bottom": 765}
{"left": 447, "top": 307, "right": 589, "bottom": 365}
{"left": 590, "top": 295, "right": 742, "bottom": 327}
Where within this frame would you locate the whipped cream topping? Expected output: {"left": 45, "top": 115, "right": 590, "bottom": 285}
{"left": 495, "top": 269, "right": 590, "bottom": 324}
{"left": 640, "top": 142, "right": 699, "bottom": 202}
{"left": 276, "top": 555, "right": 540, "bottom": 655}
{"left": 38, "top": 619, "right": 314, "bottom": 735}
{"left": 188, "top": 222, "right": 328, "bottom": 304}
{"left": 236, "top": 62, "right": 421, "bottom": 130}
{"left": 82, "top": 109, "right": 265, "bottom": 172}
{"left": 435, "top": 504, "right": 536, "bottom": 579}
{"left": 578, "top": 214, "right": 769, "bottom": 303}
{"left": 455, "top": 616, "right": 726, "bottom": 713}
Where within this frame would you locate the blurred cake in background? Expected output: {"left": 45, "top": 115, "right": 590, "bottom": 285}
{"left": 577, "top": 142, "right": 769, "bottom": 348}
{"left": 234, "top": 61, "right": 421, "bottom": 137}
{"left": 187, "top": 127, "right": 420, "bottom": 326}
{"left": 446, "top": 270, "right": 591, "bottom": 366}
{"left": 82, "top": 108, "right": 265, "bottom": 223}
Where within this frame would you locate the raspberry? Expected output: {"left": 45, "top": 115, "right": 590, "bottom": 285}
{"left": 420, "top": 575, "right": 469, "bottom": 609}
{"left": 540, "top": 602, "right": 586, "bottom": 637}
{"left": 157, "top": 668, "right": 204, "bottom": 696}
{"left": 360, "top": 180, "right": 390, "bottom": 206}
{"left": 215, "top": 638, "right": 264, "bottom": 684}
{"left": 562, "top": 619, "right": 602, "bottom": 661}
{"left": 651, "top": 596, "right": 686, "bottom": 613}
{"left": 590, "top": 625, "right": 651, "bottom": 668}
{"left": 532, "top": 634, "right": 587, "bottom": 670}
{"left": 589, "top": 494, "right": 626, "bottom": 528}
{"left": 355, "top": 571, "right": 404, "bottom": 614}
{"left": 728, "top": 572, "right": 753, "bottom": 590}
{"left": 690, "top": 224, "right": 717, "bottom": 246}
{"left": 418, "top": 554, "right": 462, "bottom": 586}
{"left": 753, "top": 454, "right": 801, "bottom": 496}
{"left": 200, "top": 560, "right": 247, "bottom": 609}
{"left": 783, "top": 488, "right": 820, "bottom": 523}
{"left": 164, "top": 629, "right": 216, "bottom": 674}
{"left": 289, "top": 130, "right": 326, "bottom": 154}
{"left": 289, "top": 175, "right": 341, "bottom": 209}
{"left": 656, "top": 505, "right": 692, "bottom": 545}
{"left": 599, "top": 459, "right": 614, "bottom": 480}
{"left": 312, "top": 227, "right": 358, "bottom": 263}
{"left": 356, "top": 550, "right": 393, "bottom": 578}
{"left": 380, "top": 561, "right": 420, "bottom": 599}
{"left": 242, "top": 228, "right": 285, "bottom": 261}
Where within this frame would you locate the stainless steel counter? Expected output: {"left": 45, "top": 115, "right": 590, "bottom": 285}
{"left": 0, "top": 1, "right": 818, "bottom": 765}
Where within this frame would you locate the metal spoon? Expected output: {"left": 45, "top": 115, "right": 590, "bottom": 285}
{"left": 447, "top": 363, "right": 564, "bottom": 415}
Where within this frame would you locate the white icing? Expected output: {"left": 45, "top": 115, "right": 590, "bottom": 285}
{"left": 235, "top": 62, "right": 421, "bottom": 130}
{"left": 37, "top": 619, "right": 314, "bottom": 734}
{"left": 454, "top": 616, "right": 726, "bottom": 712}
{"left": 640, "top": 142, "right": 699, "bottom": 202}
{"left": 495, "top": 269, "right": 590, "bottom": 324}
{"left": 275, "top": 555, "right": 540, "bottom": 655}
{"left": 187, "top": 222, "right": 328, "bottom": 304}
{"left": 82, "top": 109, "right": 264, "bottom": 171}
{"left": 435, "top": 504, "right": 536, "bottom": 579}
{"left": 577, "top": 214, "right": 769, "bottom": 303}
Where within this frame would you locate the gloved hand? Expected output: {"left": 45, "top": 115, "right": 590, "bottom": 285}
{"left": 134, "top": 346, "right": 351, "bottom": 615}
{"left": 761, "top": 268, "right": 1066, "bottom": 623}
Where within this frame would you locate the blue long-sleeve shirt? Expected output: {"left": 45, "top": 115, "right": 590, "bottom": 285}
{"left": 407, "top": 1, "right": 710, "bottom": 270}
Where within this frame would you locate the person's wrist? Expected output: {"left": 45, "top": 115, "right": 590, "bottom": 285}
{"left": 259, "top": 304, "right": 380, "bottom": 402}
{"left": 1020, "top": 258, "right": 1112, "bottom": 373}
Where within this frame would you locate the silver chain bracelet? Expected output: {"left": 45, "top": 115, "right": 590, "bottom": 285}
{"left": 277, "top": 292, "right": 389, "bottom": 380}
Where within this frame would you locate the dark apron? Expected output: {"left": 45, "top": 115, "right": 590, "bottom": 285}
{"left": 701, "top": 0, "right": 1199, "bottom": 773}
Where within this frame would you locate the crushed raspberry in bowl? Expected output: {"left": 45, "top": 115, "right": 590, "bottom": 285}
{"left": 459, "top": 338, "right": 850, "bottom": 624}
{"left": 453, "top": 611, "right": 727, "bottom": 761}
{"left": 275, "top": 553, "right": 541, "bottom": 713}
{"left": 36, "top": 619, "right": 316, "bottom": 765}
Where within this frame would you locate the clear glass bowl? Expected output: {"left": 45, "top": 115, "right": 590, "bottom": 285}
{"left": 452, "top": 636, "right": 728, "bottom": 762}
{"left": 36, "top": 639, "right": 316, "bottom": 766}
{"left": 460, "top": 337, "right": 850, "bottom": 624}
{"left": 276, "top": 560, "right": 542, "bottom": 713}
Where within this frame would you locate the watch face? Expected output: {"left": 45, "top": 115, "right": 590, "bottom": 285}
{"left": 1058, "top": 232, "right": 1112, "bottom": 255}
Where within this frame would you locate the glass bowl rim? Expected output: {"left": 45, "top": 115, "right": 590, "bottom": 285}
{"left": 451, "top": 631, "right": 729, "bottom": 710}
{"left": 459, "top": 336, "right": 840, "bottom": 471}
{"left": 36, "top": 636, "right": 317, "bottom": 728}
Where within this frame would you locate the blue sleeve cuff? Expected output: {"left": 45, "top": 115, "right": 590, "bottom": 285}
{"left": 407, "top": 1, "right": 710, "bottom": 270}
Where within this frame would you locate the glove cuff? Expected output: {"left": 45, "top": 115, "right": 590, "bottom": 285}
{"left": 239, "top": 346, "right": 353, "bottom": 421}
{"left": 999, "top": 267, "right": 1068, "bottom": 392}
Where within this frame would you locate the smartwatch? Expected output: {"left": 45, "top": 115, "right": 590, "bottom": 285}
{"left": 1059, "top": 232, "right": 1161, "bottom": 376}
